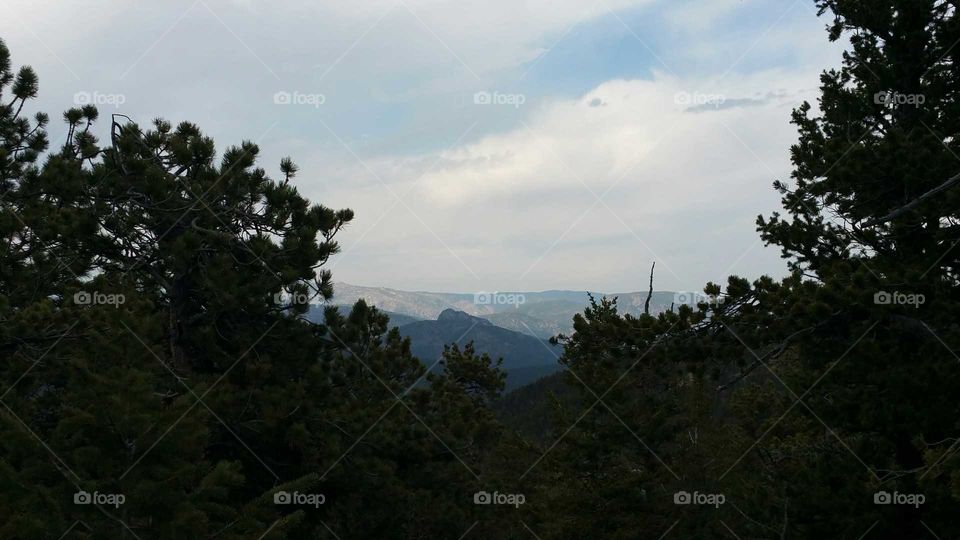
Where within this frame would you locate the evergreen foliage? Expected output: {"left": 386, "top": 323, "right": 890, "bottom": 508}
{"left": 3, "top": 1, "right": 960, "bottom": 538}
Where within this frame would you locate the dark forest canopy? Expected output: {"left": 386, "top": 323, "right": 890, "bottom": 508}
{"left": 2, "top": 0, "right": 960, "bottom": 538}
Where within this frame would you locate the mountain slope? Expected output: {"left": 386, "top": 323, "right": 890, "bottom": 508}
{"left": 397, "top": 309, "right": 562, "bottom": 390}
{"left": 477, "top": 311, "right": 565, "bottom": 339}
{"left": 331, "top": 283, "right": 479, "bottom": 319}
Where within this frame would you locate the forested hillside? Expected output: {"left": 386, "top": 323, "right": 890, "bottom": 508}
{"left": 2, "top": 1, "right": 960, "bottom": 538}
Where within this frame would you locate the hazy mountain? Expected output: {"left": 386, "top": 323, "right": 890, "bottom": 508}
{"left": 333, "top": 283, "right": 692, "bottom": 338}
{"left": 331, "top": 283, "right": 480, "bottom": 319}
{"left": 477, "top": 311, "right": 565, "bottom": 339}
{"left": 397, "top": 309, "right": 562, "bottom": 390}
{"left": 326, "top": 284, "right": 700, "bottom": 389}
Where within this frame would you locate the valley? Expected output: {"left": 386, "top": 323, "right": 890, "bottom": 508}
{"left": 320, "top": 283, "right": 690, "bottom": 391}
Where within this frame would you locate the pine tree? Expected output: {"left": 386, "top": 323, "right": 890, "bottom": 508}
{"left": 752, "top": 1, "right": 960, "bottom": 536}
{"left": 0, "top": 32, "right": 521, "bottom": 539}
{"left": 540, "top": 1, "right": 960, "bottom": 538}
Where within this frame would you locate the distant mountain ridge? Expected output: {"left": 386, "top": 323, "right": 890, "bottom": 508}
{"left": 307, "top": 303, "right": 563, "bottom": 390}
{"left": 330, "top": 283, "right": 479, "bottom": 319}
{"left": 331, "top": 282, "right": 688, "bottom": 338}
{"left": 325, "top": 283, "right": 700, "bottom": 389}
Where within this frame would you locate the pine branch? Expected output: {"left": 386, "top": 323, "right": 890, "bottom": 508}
{"left": 862, "top": 171, "right": 960, "bottom": 227}
{"left": 644, "top": 261, "right": 655, "bottom": 315}
{"left": 716, "top": 325, "right": 817, "bottom": 391}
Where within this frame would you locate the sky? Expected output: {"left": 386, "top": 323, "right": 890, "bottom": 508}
{"left": 1, "top": 0, "right": 844, "bottom": 294}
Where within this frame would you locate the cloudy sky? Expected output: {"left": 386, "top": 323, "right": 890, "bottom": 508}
{"left": 1, "top": 0, "right": 843, "bottom": 293}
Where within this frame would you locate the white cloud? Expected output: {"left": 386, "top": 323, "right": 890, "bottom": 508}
{"left": 663, "top": 0, "right": 752, "bottom": 33}
{"left": 318, "top": 67, "right": 828, "bottom": 292}
{"left": 0, "top": 0, "right": 844, "bottom": 294}
{"left": 2, "top": 0, "right": 654, "bottom": 80}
